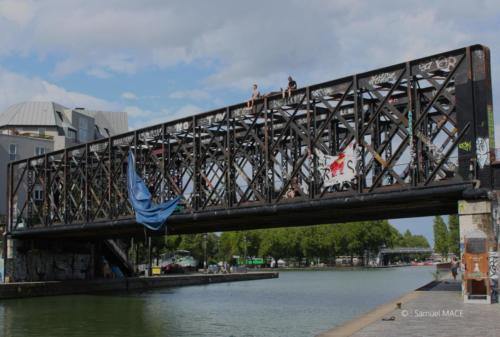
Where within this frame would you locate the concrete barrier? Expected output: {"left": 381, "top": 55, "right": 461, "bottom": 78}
{"left": 0, "top": 272, "right": 279, "bottom": 299}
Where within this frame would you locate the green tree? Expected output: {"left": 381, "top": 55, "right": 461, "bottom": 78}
{"left": 218, "top": 232, "right": 241, "bottom": 261}
{"left": 166, "top": 220, "right": 433, "bottom": 268}
{"left": 397, "top": 229, "right": 430, "bottom": 248}
{"left": 364, "top": 220, "right": 393, "bottom": 252}
{"left": 448, "top": 214, "right": 460, "bottom": 256}
{"left": 409, "top": 235, "right": 430, "bottom": 248}
{"left": 218, "top": 230, "right": 261, "bottom": 261}
{"left": 300, "top": 226, "right": 324, "bottom": 264}
{"left": 344, "top": 222, "right": 365, "bottom": 265}
{"left": 258, "top": 228, "right": 301, "bottom": 266}
{"left": 322, "top": 225, "right": 339, "bottom": 265}
{"left": 388, "top": 226, "right": 404, "bottom": 247}
{"left": 165, "top": 235, "right": 182, "bottom": 251}
{"left": 402, "top": 230, "right": 413, "bottom": 247}
{"left": 433, "top": 215, "right": 449, "bottom": 260}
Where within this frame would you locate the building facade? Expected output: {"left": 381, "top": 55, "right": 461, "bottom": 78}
{"left": 0, "top": 102, "right": 128, "bottom": 224}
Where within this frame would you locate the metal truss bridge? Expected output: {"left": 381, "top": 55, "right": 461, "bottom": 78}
{"left": 379, "top": 247, "right": 434, "bottom": 255}
{"left": 6, "top": 44, "right": 499, "bottom": 239}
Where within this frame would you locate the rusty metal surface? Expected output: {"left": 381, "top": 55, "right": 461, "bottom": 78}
{"left": 6, "top": 44, "right": 497, "bottom": 238}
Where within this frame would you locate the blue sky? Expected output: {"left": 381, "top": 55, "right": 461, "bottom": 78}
{"left": 1, "top": 0, "right": 500, "bottom": 245}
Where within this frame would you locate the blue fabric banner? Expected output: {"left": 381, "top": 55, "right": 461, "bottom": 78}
{"left": 127, "top": 151, "right": 179, "bottom": 231}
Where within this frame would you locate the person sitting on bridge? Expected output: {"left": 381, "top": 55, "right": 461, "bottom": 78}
{"left": 286, "top": 177, "right": 301, "bottom": 199}
{"left": 247, "top": 84, "right": 261, "bottom": 108}
{"left": 282, "top": 76, "right": 297, "bottom": 99}
{"left": 291, "top": 177, "right": 301, "bottom": 197}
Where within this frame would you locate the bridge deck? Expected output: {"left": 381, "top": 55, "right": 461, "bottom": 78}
{"left": 10, "top": 182, "right": 476, "bottom": 239}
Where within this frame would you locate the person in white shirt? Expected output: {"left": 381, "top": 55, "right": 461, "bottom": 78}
{"left": 247, "top": 84, "right": 260, "bottom": 108}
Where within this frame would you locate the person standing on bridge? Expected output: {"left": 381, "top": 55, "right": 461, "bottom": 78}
{"left": 450, "top": 256, "right": 459, "bottom": 280}
{"left": 247, "top": 84, "right": 260, "bottom": 108}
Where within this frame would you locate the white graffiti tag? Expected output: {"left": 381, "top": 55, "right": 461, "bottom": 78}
{"left": 418, "top": 56, "right": 457, "bottom": 73}
{"left": 489, "top": 251, "right": 499, "bottom": 279}
{"left": 368, "top": 72, "right": 396, "bottom": 87}
{"left": 476, "top": 137, "right": 490, "bottom": 168}
{"left": 490, "top": 251, "right": 499, "bottom": 303}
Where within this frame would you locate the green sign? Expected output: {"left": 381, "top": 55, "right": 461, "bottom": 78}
{"left": 238, "top": 258, "right": 264, "bottom": 265}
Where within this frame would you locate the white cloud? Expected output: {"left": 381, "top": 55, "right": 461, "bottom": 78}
{"left": 121, "top": 91, "right": 138, "bottom": 100}
{"left": 52, "top": 57, "right": 86, "bottom": 77}
{"left": 0, "top": 66, "right": 206, "bottom": 137}
{"left": 118, "top": 106, "right": 162, "bottom": 130}
{"left": 86, "top": 67, "right": 111, "bottom": 79}
{"left": 2, "top": 1, "right": 500, "bottom": 141}
{"left": 0, "top": 0, "right": 35, "bottom": 26}
{"left": 3, "top": 0, "right": 498, "bottom": 90}
{"left": 172, "top": 104, "right": 202, "bottom": 120}
{"left": 169, "top": 89, "right": 210, "bottom": 101}
{"left": 123, "top": 105, "right": 153, "bottom": 118}
{"left": 127, "top": 104, "right": 206, "bottom": 130}
{"left": 0, "top": 66, "right": 119, "bottom": 111}
{"left": 0, "top": 66, "right": 201, "bottom": 134}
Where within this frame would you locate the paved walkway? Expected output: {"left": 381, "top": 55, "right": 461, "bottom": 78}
{"left": 318, "top": 279, "right": 500, "bottom": 337}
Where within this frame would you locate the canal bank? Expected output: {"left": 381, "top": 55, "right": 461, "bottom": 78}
{"left": 317, "top": 278, "right": 500, "bottom": 337}
{"left": 0, "top": 271, "right": 278, "bottom": 299}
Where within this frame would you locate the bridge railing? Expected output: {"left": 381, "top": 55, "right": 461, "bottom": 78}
{"left": 6, "top": 45, "right": 496, "bottom": 233}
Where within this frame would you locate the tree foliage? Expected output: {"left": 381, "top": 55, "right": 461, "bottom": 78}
{"left": 448, "top": 214, "right": 460, "bottom": 256}
{"left": 433, "top": 215, "right": 449, "bottom": 259}
{"left": 148, "top": 220, "right": 431, "bottom": 266}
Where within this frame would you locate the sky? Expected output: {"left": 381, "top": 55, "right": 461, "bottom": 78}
{"left": 1, "top": 0, "right": 500, "bottom": 245}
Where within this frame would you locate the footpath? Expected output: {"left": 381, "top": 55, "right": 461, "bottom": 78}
{"left": 317, "top": 279, "right": 500, "bottom": 337}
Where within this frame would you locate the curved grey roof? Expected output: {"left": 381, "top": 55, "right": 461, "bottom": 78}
{"left": 80, "top": 110, "right": 128, "bottom": 135}
{"left": 0, "top": 101, "right": 71, "bottom": 127}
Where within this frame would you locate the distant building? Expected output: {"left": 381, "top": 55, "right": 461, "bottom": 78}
{"left": 0, "top": 101, "right": 128, "bottom": 225}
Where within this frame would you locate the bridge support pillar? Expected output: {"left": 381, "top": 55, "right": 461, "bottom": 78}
{"left": 2, "top": 236, "right": 135, "bottom": 282}
{"left": 3, "top": 237, "right": 97, "bottom": 282}
{"left": 458, "top": 199, "right": 498, "bottom": 303}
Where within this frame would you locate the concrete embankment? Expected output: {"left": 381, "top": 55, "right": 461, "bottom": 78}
{"left": 316, "top": 278, "right": 500, "bottom": 337}
{"left": 0, "top": 272, "right": 278, "bottom": 299}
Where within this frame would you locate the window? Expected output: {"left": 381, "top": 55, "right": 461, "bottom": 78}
{"left": 35, "top": 146, "right": 46, "bottom": 156}
{"left": 79, "top": 118, "right": 90, "bottom": 142}
{"left": 67, "top": 129, "right": 77, "bottom": 141}
{"left": 9, "top": 143, "right": 17, "bottom": 161}
{"left": 34, "top": 186, "right": 44, "bottom": 201}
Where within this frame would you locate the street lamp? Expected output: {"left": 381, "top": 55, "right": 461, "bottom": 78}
{"left": 203, "top": 232, "right": 208, "bottom": 273}
{"left": 243, "top": 234, "right": 247, "bottom": 269}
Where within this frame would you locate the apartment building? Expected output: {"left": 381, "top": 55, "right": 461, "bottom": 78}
{"left": 0, "top": 101, "right": 128, "bottom": 225}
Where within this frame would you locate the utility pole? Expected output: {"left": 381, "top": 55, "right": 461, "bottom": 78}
{"left": 243, "top": 234, "right": 247, "bottom": 269}
{"left": 203, "top": 232, "right": 208, "bottom": 273}
{"left": 147, "top": 236, "right": 152, "bottom": 277}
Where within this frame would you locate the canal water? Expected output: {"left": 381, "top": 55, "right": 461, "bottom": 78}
{"left": 0, "top": 267, "right": 433, "bottom": 337}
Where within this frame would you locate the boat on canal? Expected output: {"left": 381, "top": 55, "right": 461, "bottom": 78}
{"left": 160, "top": 250, "right": 198, "bottom": 272}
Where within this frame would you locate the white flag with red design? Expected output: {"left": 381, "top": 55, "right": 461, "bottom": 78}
{"left": 316, "top": 142, "right": 357, "bottom": 187}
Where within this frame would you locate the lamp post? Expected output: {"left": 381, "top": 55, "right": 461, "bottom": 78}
{"left": 243, "top": 234, "right": 247, "bottom": 269}
{"left": 203, "top": 233, "right": 208, "bottom": 273}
